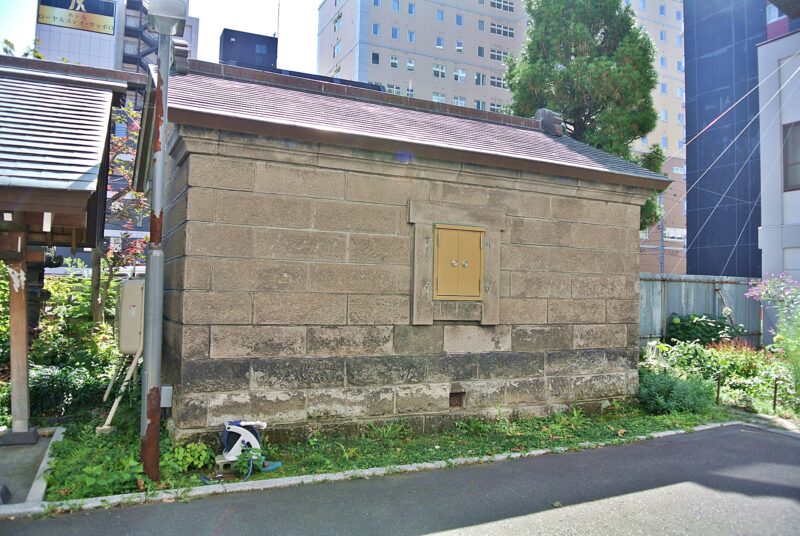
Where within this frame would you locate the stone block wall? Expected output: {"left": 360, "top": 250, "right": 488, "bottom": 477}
{"left": 162, "top": 126, "right": 649, "bottom": 440}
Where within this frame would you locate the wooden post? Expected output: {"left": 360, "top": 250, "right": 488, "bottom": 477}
{"left": 773, "top": 379, "right": 779, "bottom": 412}
{"left": 8, "top": 232, "right": 30, "bottom": 434}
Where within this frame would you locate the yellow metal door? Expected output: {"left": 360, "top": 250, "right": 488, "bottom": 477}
{"left": 436, "top": 227, "right": 460, "bottom": 297}
{"left": 458, "top": 230, "right": 482, "bottom": 298}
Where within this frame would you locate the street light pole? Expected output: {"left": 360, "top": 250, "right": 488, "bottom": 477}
{"left": 141, "top": 0, "right": 187, "bottom": 482}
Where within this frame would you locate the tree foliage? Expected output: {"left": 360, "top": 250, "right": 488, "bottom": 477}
{"left": 2, "top": 39, "right": 44, "bottom": 60}
{"left": 635, "top": 145, "right": 666, "bottom": 230}
{"left": 508, "top": 0, "right": 658, "bottom": 157}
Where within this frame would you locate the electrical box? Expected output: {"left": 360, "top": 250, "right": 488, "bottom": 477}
{"left": 116, "top": 279, "right": 145, "bottom": 355}
{"left": 434, "top": 224, "right": 484, "bottom": 300}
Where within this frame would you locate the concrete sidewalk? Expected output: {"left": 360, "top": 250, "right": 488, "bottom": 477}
{"left": 0, "top": 435, "right": 51, "bottom": 505}
{"left": 2, "top": 425, "right": 799, "bottom": 535}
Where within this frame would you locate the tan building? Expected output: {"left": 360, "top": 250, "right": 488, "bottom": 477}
{"left": 138, "top": 60, "right": 668, "bottom": 439}
{"left": 317, "top": 0, "right": 687, "bottom": 273}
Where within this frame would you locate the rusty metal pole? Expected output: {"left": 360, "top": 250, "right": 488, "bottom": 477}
{"left": 140, "top": 35, "right": 170, "bottom": 482}
{"left": 773, "top": 379, "right": 778, "bottom": 413}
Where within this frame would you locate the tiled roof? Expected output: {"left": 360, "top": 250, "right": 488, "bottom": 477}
{"left": 167, "top": 63, "right": 669, "bottom": 188}
{"left": 0, "top": 68, "right": 113, "bottom": 191}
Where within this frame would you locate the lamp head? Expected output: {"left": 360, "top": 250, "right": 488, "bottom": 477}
{"left": 147, "top": 0, "right": 188, "bottom": 36}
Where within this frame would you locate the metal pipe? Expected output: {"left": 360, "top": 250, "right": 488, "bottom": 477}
{"left": 140, "top": 34, "right": 170, "bottom": 481}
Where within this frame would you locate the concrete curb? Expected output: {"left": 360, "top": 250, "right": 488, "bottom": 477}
{"left": 25, "top": 427, "right": 65, "bottom": 504}
{"left": 0, "top": 419, "right": 750, "bottom": 519}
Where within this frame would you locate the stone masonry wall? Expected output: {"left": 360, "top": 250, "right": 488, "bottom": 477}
{"left": 162, "top": 126, "right": 649, "bottom": 440}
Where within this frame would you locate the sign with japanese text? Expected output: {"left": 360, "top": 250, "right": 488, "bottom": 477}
{"left": 38, "top": 0, "right": 116, "bottom": 35}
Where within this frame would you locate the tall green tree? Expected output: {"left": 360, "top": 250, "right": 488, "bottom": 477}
{"left": 508, "top": 0, "right": 657, "bottom": 157}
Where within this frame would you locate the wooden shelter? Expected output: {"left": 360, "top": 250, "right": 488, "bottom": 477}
{"left": 0, "top": 57, "right": 145, "bottom": 443}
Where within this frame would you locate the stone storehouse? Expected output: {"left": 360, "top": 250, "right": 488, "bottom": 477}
{"left": 151, "top": 61, "right": 669, "bottom": 440}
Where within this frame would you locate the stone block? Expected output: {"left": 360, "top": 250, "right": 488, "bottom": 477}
{"left": 606, "top": 348, "right": 639, "bottom": 371}
{"left": 395, "top": 384, "right": 450, "bottom": 413}
{"left": 499, "top": 298, "right": 547, "bottom": 324}
{"left": 176, "top": 324, "right": 210, "bottom": 360}
{"left": 607, "top": 300, "right": 639, "bottom": 323}
{"left": 347, "top": 295, "right": 410, "bottom": 325}
{"left": 608, "top": 203, "right": 641, "bottom": 229}
{"left": 255, "top": 162, "right": 346, "bottom": 199}
{"left": 523, "top": 273, "right": 571, "bottom": 298}
{"left": 172, "top": 393, "right": 208, "bottom": 428}
{"left": 308, "top": 264, "right": 395, "bottom": 294}
{"left": 207, "top": 392, "right": 251, "bottom": 425}
{"left": 163, "top": 224, "right": 187, "bottom": 261}
{"left": 506, "top": 378, "right": 546, "bottom": 405}
{"left": 462, "top": 381, "right": 506, "bottom": 409}
{"left": 346, "top": 173, "right": 431, "bottom": 205}
{"left": 307, "top": 326, "right": 393, "bottom": 356}
{"left": 188, "top": 154, "right": 254, "bottom": 191}
{"left": 250, "top": 357, "right": 344, "bottom": 390}
{"left": 185, "top": 222, "right": 253, "bottom": 258}
{"left": 510, "top": 218, "right": 572, "bottom": 246}
{"left": 164, "top": 191, "right": 187, "bottom": 235}
{"left": 254, "top": 228, "right": 347, "bottom": 261}
{"left": 164, "top": 257, "right": 185, "bottom": 290}
{"left": 428, "top": 353, "right": 478, "bottom": 381}
{"left": 571, "top": 275, "right": 629, "bottom": 299}
{"left": 348, "top": 234, "right": 411, "bottom": 264}
{"left": 306, "top": 387, "right": 395, "bottom": 419}
{"left": 163, "top": 290, "right": 183, "bottom": 322}
{"left": 512, "top": 325, "right": 573, "bottom": 351}
{"left": 407, "top": 200, "right": 506, "bottom": 230}
{"left": 210, "top": 326, "right": 306, "bottom": 358}
{"left": 253, "top": 293, "right": 347, "bottom": 325}
{"left": 547, "top": 349, "right": 607, "bottom": 376}
{"left": 498, "top": 190, "right": 551, "bottom": 219}
{"left": 215, "top": 191, "right": 313, "bottom": 228}
{"left": 346, "top": 355, "right": 428, "bottom": 386}
{"left": 187, "top": 187, "right": 216, "bottom": 221}
{"left": 393, "top": 325, "right": 444, "bottom": 354}
{"left": 433, "top": 302, "right": 482, "bottom": 321}
{"left": 547, "top": 376, "right": 573, "bottom": 403}
{"left": 479, "top": 352, "right": 545, "bottom": 379}
{"left": 395, "top": 265, "right": 412, "bottom": 295}
{"left": 500, "top": 245, "right": 550, "bottom": 272}
{"left": 573, "top": 374, "right": 628, "bottom": 400}
{"left": 314, "top": 200, "right": 400, "bottom": 234}
{"left": 551, "top": 197, "right": 608, "bottom": 225}
{"left": 573, "top": 324, "right": 627, "bottom": 349}
{"left": 443, "top": 325, "right": 511, "bottom": 353}
{"left": 211, "top": 259, "right": 308, "bottom": 291}
{"left": 573, "top": 224, "right": 638, "bottom": 251}
{"left": 181, "top": 358, "right": 251, "bottom": 393}
{"left": 547, "top": 299, "right": 606, "bottom": 323}
{"left": 603, "top": 252, "right": 640, "bottom": 275}
{"left": 251, "top": 390, "right": 307, "bottom": 424}
{"left": 182, "top": 291, "right": 252, "bottom": 324}
{"left": 184, "top": 257, "right": 212, "bottom": 289}
{"left": 626, "top": 324, "right": 639, "bottom": 347}
{"left": 550, "top": 249, "right": 606, "bottom": 274}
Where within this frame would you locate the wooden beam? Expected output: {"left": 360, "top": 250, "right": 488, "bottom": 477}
{"left": 7, "top": 231, "right": 30, "bottom": 433}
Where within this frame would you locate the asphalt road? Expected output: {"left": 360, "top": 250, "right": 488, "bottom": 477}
{"left": 2, "top": 424, "right": 799, "bottom": 536}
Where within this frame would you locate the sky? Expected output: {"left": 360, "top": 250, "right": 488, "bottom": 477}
{"left": 0, "top": 0, "right": 319, "bottom": 72}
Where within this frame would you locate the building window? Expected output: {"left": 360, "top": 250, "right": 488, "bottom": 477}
{"left": 433, "top": 63, "right": 446, "bottom": 78}
{"left": 641, "top": 135, "right": 648, "bottom": 145}
{"left": 490, "top": 23, "right": 515, "bottom": 38}
{"left": 478, "top": 20, "right": 485, "bottom": 31}
{"left": 475, "top": 100, "right": 487, "bottom": 111}
{"left": 676, "top": 9, "right": 682, "bottom": 21}
{"left": 490, "top": 0, "right": 515, "bottom": 13}
{"left": 407, "top": 87, "right": 414, "bottom": 97}
{"left": 659, "top": 30, "right": 666, "bottom": 41}
{"left": 490, "top": 49, "right": 509, "bottom": 62}
{"left": 490, "top": 103, "right": 503, "bottom": 113}
{"left": 255, "top": 44, "right": 268, "bottom": 55}
{"left": 453, "top": 96, "right": 465, "bottom": 106}
{"left": 624, "top": 0, "right": 631, "bottom": 6}
{"left": 433, "top": 224, "right": 485, "bottom": 299}
{"left": 333, "top": 13, "right": 342, "bottom": 32}
{"left": 432, "top": 92, "right": 446, "bottom": 104}
{"left": 391, "top": 26, "right": 399, "bottom": 39}
{"left": 390, "top": 55, "right": 398, "bottom": 68}
{"left": 436, "top": 9, "right": 444, "bottom": 22}
{"left": 677, "top": 86, "right": 684, "bottom": 99}
{"left": 372, "top": 23, "right": 380, "bottom": 36}
{"left": 408, "top": 3, "right": 415, "bottom": 14}
{"left": 490, "top": 75, "right": 507, "bottom": 88}
{"left": 454, "top": 68, "right": 466, "bottom": 82}
{"left": 660, "top": 109, "right": 668, "bottom": 122}
{"left": 373, "top": 0, "right": 380, "bottom": 6}
{"left": 407, "top": 59, "right": 415, "bottom": 70}
{"left": 475, "top": 72, "right": 486, "bottom": 86}
{"left": 639, "top": 0, "right": 646, "bottom": 9}
{"left": 677, "top": 34, "right": 683, "bottom": 46}
{"left": 677, "top": 59, "right": 684, "bottom": 72}
{"left": 408, "top": 30, "right": 416, "bottom": 43}
{"left": 333, "top": 41, "right": 341, "bottom": 58}
{"left": 785, "top": 123, "right": 800, "bottom": 191}
{"left": 679, "top": 138, "right": 686, "bottom": 150}
{"left": 386, "top": 84, "right": 401, "bottom": 95}
{"left": 661, "top": 136, "right": 668, "bottom": 149}
{"left": 660, "top": 83, "right": 667, "bottom": 95}
{"left": 678, "top": 112, "right": 684, "bottom": 125}
{"left": 456, "top": 40, "right": 464, "bottom": 53}
{"left": 767, "top": 4, "right": 785, "bottom": 23}
{"left": 392, "top": 0, "right": 400, "bottom": 11}
{"left": 372, "top": 52, "right": 380, "bottom": 64}
{"left": 436, "top": 36, "right": 445, "bottom": 48}
{"left": 477, "top": 46, "right": 485, "bottom": 58}
{"left": 659, "top": 4, "right": 666, "bottom": 16}
{"left": 456, "top": 14, "right": 463, "bottom": 26}
{"left": 660, "top": 56, "right": 667, "bottom": 67}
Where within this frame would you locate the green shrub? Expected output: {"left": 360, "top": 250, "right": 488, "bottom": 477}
{"left": 0, "top": 381, "right": 9, "bottom": 428}
{"left": 665, "top": 313, "right": 744, "bottom": 346}
{"left": 28, "top": 365, "right": 108, "bottom": 418}
{"left": 638, "top": 369, "right": 715, "bottom": 415}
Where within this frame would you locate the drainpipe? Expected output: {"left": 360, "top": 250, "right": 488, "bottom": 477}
{"left": 140, "top": 34, "right": 170, "bottom": 482}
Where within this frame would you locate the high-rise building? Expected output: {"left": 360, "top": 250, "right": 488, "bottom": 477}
{"left": 684, "top": 0, "right": 799, "bottom": 278}
{"left": 317, "top": 0, "right": 687, "bottom": 273}
{"left": 219, "top": 29, "right": 279, "bottom": 71}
